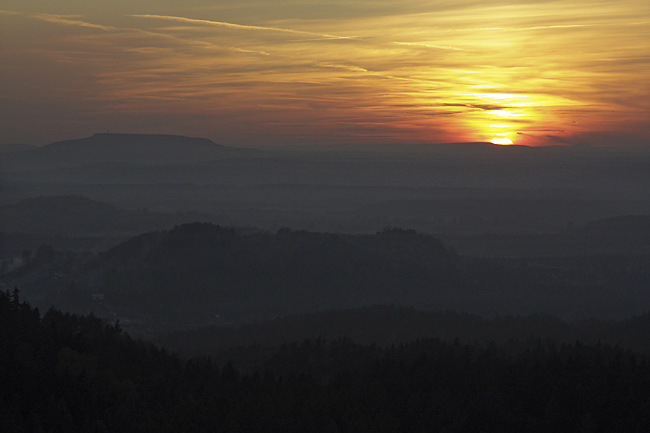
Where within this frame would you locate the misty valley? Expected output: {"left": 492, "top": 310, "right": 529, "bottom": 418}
{"left": 2, "top": 133, "right": 650, "bottom": 431}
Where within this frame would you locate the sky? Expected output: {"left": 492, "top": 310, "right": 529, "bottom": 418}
{"left": 1, "top": 0, "right": 648, "bottom": 148}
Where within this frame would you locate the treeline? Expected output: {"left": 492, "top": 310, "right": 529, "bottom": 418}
{"left": 3, "top": 290, "right": 650, "bottom": 432}
{"left": 155, "top": 305, "right": 650, "bottom": 363}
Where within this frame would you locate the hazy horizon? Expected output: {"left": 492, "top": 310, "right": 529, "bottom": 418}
{"left": 3, "top": 131, "right": 649, "bottom": 154}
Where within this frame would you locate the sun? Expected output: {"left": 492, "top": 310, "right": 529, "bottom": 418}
{"left": 490, "top": 137, "right": 513, "bottom": 145}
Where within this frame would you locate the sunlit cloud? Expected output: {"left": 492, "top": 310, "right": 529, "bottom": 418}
{"left": 316, "top": 64, "right": 369, "bottom": 73}
{"left": 392, "top": 41, "right": 463, "bottom": 51}
{"left": 0, "top": 1, "right": 648, "bottom": 146}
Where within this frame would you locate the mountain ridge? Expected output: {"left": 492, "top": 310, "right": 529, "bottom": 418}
{"left": 1, "top": 133, "right": 261, "bottom": 168}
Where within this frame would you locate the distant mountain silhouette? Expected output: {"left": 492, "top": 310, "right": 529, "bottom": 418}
{"left": 1, "top": 133, "right": 260, "bottom": 167}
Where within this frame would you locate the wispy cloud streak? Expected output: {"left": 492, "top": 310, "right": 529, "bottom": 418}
{"left": 393, "top": 41, "right": 463, "bottom": 51}
{"left": 32, "top": 14, "right": 117, "bottom": 31}
{"left": 1, "top": 0, "right": 648, "bottom": 146}
{"left": 130, "top": 14, "right": 353, "bottom": 40}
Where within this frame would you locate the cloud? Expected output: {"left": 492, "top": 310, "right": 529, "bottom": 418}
{"left": 228, "top": 47, "right": 271, "bottom": 56}
{"left": 316, "top": 63, "right": 368, "bottom": 73}
{"left": 11, "top": 10, "right": 273, "bottom": 59}
{"left": 130, "top": 14, "right": 353, "bottom": 40}
{"left": 2, "top": 0, "right": 648, "bottom": 147}
{"left": 441, "top": 103, "right": 508, "bottom": 111}
{"left": 32, "top": 14, "right": 117, "bottom": 31}
{"left": 126, "top": 28, "right": 273, "bottom": 56}
{"left": 393, "top": 41, "right": 463, "bottom": 51}
{"left": 544, "top": 134, "right": 575, "bottom": 144}
{"left": 519, "top": 24, "right": 590, "bottom": 31}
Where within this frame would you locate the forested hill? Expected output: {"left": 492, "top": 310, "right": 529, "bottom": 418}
{"left": 68, "top": 222, "right": 650, "bottom": 325}
{"left": 5, "top": 221, "right": 650, "bottom": 328}
{"left": 4, "top": 289, "right": 650, "bottom": 432}
{"left": 90, "top": 223, "right": 458, "bottom": 323}
{"left": 98, "top": 223, "right": 455, "bottom": 270}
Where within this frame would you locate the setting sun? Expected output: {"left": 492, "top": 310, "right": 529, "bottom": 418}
{"left": 0, "top": 0, "right": 648, "bottom": 148}
{"left": 491, "top": 137, "right": 514, "bottom": 145}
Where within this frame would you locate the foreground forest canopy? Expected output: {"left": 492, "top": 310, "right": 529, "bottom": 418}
{"left": 3, "top": 289, "right": 650, "bottom": 432}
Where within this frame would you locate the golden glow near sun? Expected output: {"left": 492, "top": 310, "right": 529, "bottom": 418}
{"left": 0, "top": 1, "right": 648, "bottom": 147}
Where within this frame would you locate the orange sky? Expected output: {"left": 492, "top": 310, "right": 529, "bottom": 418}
{"left": 1, "top": 1, "right": 648, "bottom": 147}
